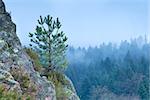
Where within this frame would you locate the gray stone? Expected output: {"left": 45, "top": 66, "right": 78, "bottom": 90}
{"left": 0, "top": 0, "right": 6, "bottom": 13}
{"left": 63, "top": 75, "right": 80, "bottom": 100}
{"left": 0, "top": 39, "right": 7, "bottom": 53}
{"left": 0, "top": 69, "right": 22, "bottom": 93}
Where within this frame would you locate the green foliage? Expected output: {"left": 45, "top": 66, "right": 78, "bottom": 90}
{"left": 29, "top": 15, "right": 68, "bottom": 72}
{"left": 0, "top": 85, "right": 19, "bottom": 99}
{"left": 24, "top": 48, "right": 42, "bottom": 72}
{"left": 47, "top": 71, "right": 69, "bottom": 100}
{"left": 0, "top": 84, "right": 31, "bottom": 100}
{"left": 55, "top": 83, "right": 68, "bottom": 100}
{"left": 10, "top": 67, "right": 37, "bottom": 98}
{"left": 138, "top": 77, "right": 149, "bottom": 100}
{"left": 11, "top": 67, "right": 30, "bottom": 90}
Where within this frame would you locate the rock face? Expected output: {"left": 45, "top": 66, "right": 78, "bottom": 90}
{"left": 0, "top": 0, "right": 80, "bottom": 100}
{"left": 0, "top": 69, "right": 22, "bottom": 93}
{"left": 0, "top": 0, "right": 56, "bottom": 99}
{"left": 62, "top": 75, "right": 80, "bottom": 100}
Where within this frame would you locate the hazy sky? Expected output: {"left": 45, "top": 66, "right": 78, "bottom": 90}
{"left": 4, "top": 0, "right": 149, "bottom": 47}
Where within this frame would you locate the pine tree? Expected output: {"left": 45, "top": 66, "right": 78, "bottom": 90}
{"left": 29, "top": 15, "right": 68, "bottom": 72}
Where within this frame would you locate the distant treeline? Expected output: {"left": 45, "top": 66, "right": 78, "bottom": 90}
{"left": 66, "top": 36, "right": 150, "bottom": 100}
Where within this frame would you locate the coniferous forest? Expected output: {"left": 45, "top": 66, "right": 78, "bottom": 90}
{"left": 66, "top": 36, "right": 150, "bottom": 100}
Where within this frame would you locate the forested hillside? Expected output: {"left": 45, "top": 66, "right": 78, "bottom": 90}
{"left": 66, "top": 36, "right": 150, "bottom": 100}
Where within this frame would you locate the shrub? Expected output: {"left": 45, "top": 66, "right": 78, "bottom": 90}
{"left": 0, "top": 84, "right": 31, "bottom": 100}
{"left": 10, "top": 67, "right": 37, "bottom": 98}
{"left": 47, "top": 71, "right": 68, "bottom": 100}
{"left": 24, "top": 48, "right": 42, "bottom": 72}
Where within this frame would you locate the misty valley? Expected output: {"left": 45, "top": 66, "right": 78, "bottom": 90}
{"left": 66, "top": 36, "right": 149, "bottom": 100}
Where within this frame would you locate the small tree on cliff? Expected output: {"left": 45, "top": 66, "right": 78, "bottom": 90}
{"left": 29, "top": 15, "right": 68, "bottom": 72}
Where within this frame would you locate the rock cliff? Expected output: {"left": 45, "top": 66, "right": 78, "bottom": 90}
{"left": 0, "top": 0, "right": 79, "bottom": 100}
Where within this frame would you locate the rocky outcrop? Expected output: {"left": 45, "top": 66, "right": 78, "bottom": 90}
{"left": 0, "top": 0, "right": 56, "bottom": 99}
{"left": 0, "top": 0, "right": 79, "bottom": 100}
{"left": 0, "top": 0, "right": 6, "bottom": 13}
{"left": 0, "top": 69, "right": 22, "bottom": 93}
{"left": 63, "top": 75, "right": 80, "bottom": 100}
